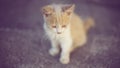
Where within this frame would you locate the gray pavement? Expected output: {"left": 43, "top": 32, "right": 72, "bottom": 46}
{"left": 0, "top": 0, "right": 120, "bottom": 68}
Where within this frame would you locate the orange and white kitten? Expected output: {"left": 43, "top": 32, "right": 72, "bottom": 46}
{"left": 41, "top": 4, "right": 94, "bottom": 64}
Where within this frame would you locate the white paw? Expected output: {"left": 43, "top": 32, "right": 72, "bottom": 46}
{"left": 59, "top": 56, "right": 70, "bottom": 64}
{"left": 49, "top": 48, "right": 59, "bottom": 56}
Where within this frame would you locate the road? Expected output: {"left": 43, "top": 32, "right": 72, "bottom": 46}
{"left": 0, "top": 0, "right": 120, "bottom": 68}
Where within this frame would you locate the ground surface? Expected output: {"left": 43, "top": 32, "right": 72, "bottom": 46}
{"left": 0, "top": 0, "right": 120, "bottom": 68}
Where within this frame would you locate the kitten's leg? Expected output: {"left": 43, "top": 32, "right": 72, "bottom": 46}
{"left": 59, "top": 41, "right": 72, "bottom": 64}
{"left": 49, "top": 40, "right": 59, "bottom": 56}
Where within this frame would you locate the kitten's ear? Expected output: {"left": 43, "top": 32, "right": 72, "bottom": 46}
{"left": 62, "top": 4, "right": 75, "bottom": 15}
{"left": 41, "top": 5, "right": 54, "bottom": 17}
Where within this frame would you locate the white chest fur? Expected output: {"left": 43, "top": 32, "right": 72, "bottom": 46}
{"left": 44, "top": 23, "right": 73, "bottom": 64}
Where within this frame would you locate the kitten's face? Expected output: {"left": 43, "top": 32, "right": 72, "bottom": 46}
{"left": 42, "top": 4, "right": 75, "bottom": 34}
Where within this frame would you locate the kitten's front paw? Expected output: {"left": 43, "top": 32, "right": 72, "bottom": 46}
{"left": 59, "top": 56, "right": 70, "bottom": 64}
{"left": 49, "top": 48, "right": 59, "bottom": 56}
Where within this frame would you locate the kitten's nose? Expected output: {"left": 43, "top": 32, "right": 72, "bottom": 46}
{"left": 57, "top": 32, "right": 61, "bottom": 34}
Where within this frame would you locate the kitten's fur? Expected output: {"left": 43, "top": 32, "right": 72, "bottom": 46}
{"left": 41, "top": 4, "right": 94, "bottom": 64}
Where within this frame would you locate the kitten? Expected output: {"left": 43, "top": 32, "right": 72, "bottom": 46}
{"left": 41, "top": 4, "right": 94, "bottom": 64}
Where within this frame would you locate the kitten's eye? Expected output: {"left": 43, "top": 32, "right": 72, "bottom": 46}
{"left": 45, "top": 13, "right": 51, "bottom": 17}
{"left": 52, "top": 26, "right": 56, "bottom": 28}
{"left": 62, "top": 25, "right": 66, "bottom": 28}
{"left": 45, "top": 14, "right": 49, "bottom": 17}
{"left": 67, "top": 12, "right": 71, "bottom": 16}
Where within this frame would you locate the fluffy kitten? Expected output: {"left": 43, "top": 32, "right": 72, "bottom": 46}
{"left": 41, "top": 4, "right": 94, "bottom": 64}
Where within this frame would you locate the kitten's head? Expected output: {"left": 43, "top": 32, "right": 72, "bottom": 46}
{"left": 41, "top": 4, "right": 75, "bottom": 34}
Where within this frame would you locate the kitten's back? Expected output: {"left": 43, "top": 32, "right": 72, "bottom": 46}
{"left": 70, "top": 14, "right": 86, "bottom": 47}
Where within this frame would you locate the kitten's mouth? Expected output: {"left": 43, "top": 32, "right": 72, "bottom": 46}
{"left": 57, "top": 32, "right": 62, "bottom": 34}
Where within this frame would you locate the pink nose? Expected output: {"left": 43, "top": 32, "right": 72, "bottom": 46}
{"left": 57, "top": 32, "right": 61, "bottom": 34}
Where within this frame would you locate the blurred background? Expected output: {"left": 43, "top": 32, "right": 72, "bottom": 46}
{"left": 0, "top": 0, "right": 120, "bottom": 68}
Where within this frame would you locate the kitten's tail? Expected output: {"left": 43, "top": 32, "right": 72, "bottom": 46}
{"left": 84, "top": 17, "right": 95, "bottom": 32}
